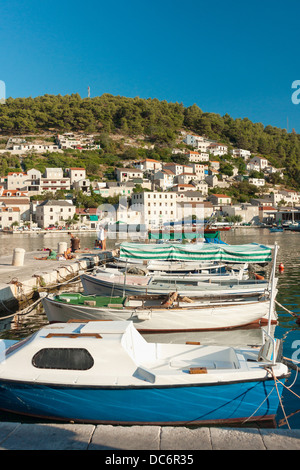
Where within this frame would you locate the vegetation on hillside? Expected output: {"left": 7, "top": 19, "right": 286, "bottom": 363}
{"left": 0, "top": 93, "right": 299, "bottom": 187}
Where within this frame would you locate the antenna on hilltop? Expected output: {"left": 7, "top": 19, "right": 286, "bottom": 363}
{"left": 88, "top": 86, "right": 90, "bottom": 98}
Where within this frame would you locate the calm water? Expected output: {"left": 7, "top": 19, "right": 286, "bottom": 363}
{"left": 0, "top": 228, "right": 299, "bottom": 428}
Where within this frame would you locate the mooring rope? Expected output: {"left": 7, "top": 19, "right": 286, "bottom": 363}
{"left": 275, "top": 299, "right": 299, "bottom": 319}
{"left": 268, "top": 367, "right": 291, "bottom": 430}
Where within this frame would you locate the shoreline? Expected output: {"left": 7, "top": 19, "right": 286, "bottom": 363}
{"left": 0, "top": 249, "right": 114, "bottom": 317}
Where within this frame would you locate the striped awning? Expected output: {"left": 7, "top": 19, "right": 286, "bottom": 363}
{"left": 119, "top": 242, "right": 273, "bottom": 263}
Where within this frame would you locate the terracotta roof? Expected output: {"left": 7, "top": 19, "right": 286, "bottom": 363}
{"left": 211, "top": 194, "right": 231, "bottom": 198}
{"left": 76, "top": 208, "right": 97, "bottom": 215}
{"left": 259, "top": 206, "right": 276, "bottom": 210}
{"left": 140, "top": 158, "right": 161, "bottom": 163}
{"left": 0, "top": 207, "right": 20, "bottom": 212}
{"left": 1, "top": 190, "right": 28, "bottom": 197}
{"left": 0, "top": 198, "right": 30, "bottom": 204}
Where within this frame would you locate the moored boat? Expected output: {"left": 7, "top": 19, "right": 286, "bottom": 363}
{"left": 42, "top": 291, "right": 277, "bottom": 331}
{"left": 80, "top": 270, "right": 272, "bottom": 298}
{"left": 0, "top": 320, "right": 289, "bottom": 426}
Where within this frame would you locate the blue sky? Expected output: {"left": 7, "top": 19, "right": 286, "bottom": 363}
{"left": 1, "top": 0, "right": 300, "bottom": 131}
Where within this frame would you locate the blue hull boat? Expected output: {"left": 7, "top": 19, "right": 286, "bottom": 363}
{"left": 0, "top": 377, "right": 284, "bottom": 426}
{"left": 0, "top": 321, "right": 289, "bottom": 426}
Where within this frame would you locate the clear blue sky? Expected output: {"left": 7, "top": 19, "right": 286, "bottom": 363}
{"left": 1, "top": 0, "right": 300, "bottom": 132}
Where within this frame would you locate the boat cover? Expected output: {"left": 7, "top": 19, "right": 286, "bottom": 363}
{"left": 119, "top": 242, "right": 273, "bottom": 263}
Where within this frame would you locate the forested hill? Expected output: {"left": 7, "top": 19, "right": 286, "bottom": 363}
{"left": 0, "top": 93, "right": 300, "bottom": 186}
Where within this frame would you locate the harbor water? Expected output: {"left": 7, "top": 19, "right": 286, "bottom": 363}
{"left": 0, "top": 228, "right": 299, "bottom": 429}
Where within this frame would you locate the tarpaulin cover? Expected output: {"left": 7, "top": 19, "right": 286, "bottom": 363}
{"left": 119, "top": 242, "right": 272, "bottom": 263}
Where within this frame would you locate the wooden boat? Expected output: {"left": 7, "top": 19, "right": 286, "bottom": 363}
{"left": 111, "top": 257, "right": 245, "bottom": 273}
{"left": 0, "top": 320, "right": 289, "bottom": 426}
{"left": 42, "top": 291, "right": 277, "bottom": 331}
{"left": 105, "top": 262, "right": 248, "bottom": 278}
{"left": 80, "top": 270, "right": 272, "bottom": 298}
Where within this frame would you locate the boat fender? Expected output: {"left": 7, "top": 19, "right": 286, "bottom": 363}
{"left": 279, "top": 263, "right": 284, "bottom": 273}
{"left": 181, "top": 296, "right": 194, "bottom": 303}
{"left": 254, "top": 273, "right": 265, "bottom": 280}
{"left": 161, "top": 292, "right": 178, "bottom": 307}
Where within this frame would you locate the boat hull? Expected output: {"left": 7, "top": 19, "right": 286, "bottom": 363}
{"left": 0, "top": 377, "right": 284, "bottom": 426}
{"left": 80, "top": 273, "right": 269, "bottom": 298}
{"left": 42, "top": 296, "right": 276, "bottom": 331}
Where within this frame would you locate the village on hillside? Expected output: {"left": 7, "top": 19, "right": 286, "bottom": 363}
{"left": 0, "top": 130, "right": 298, "bottom": 232}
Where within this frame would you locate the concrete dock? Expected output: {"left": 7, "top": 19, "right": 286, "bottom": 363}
{"left": 0, "top": 249, "right": 114, "bottom": 315}
{"left": 0, "top": 423, "right": 299, "bottom": 450}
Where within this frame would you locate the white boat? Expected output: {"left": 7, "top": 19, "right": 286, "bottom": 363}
{"left": 80, "top": 270, "right": 272, "bottom": 298}
{"left": 99, "top": 263, "right": 249, "bottom": 281}
{"left": 0, "top": 320, "right": 289, "bottom": 426}
{"left": 42, "top": 291, "right": 277, "bottom": 331}
{"left": 112, "top": 258, "right": 249, "bottom": 276}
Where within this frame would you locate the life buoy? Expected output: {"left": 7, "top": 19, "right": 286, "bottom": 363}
{"left": 279, "top": 263, "right": 284, "bottom": 272}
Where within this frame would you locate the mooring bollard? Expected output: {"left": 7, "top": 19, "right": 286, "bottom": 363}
{"left": 58, "top": 242, "right": 68, "bottom": 254}
{"left": 12, "top": 248, "right": 25, "bottom": 266}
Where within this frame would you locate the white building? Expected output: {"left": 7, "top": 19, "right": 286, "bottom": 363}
{"left": 192, "top": 180, "right": 209, "bottom": 196}
{"left": 68, "top": 168, "right": 86, "bottom": 185}
{"left": 249, "top": 156, "right": 269, "bottom": 170}
{"left": 208, "top": 143, "right": 228, "bottom": 156}
{"left": 188, "top": 163, "right": 207, "bottom": 179}
{"left": 222, "top": 204, "right": 259, "bottom": 225}
{"left": 153, "top": 169, "right": 175, "bottom": 190}
{"left": 177, "top": 201, "right": 214, "bottom": 222}
{"left": 40, "top": 168, "right": 70, "bottom": 193}
{"left": 0, "top": 191, "right": 31, "bottom": 221}
{"left": 0, "top": 206, "right": 20, "bottom": 229}
{"left": 56, "top": 133, "right": 100, "bottom": 151}
{"left": 131, "top": 191, "right": 177, "bottom": 228}
{"left": 185, "top": 151, "right": 210, "bottom": 163}
{"left": 246, "top": 162, "right": 261, "bottom": 172}
{"left": 133, "top": 159, "right": 162, "bottom": 172}
{"left": 176, "top": 173, "right": 198, "bottom": 185}
{"left": 36, "top": 200, "right": 76, "bottom": 228}
{"left": 175, "top": 191, "right": 205, "bottom": 203}
{"left": 6, "top": 172, "right": 27, "bottom": 190}
{"left": 8, "top": 141, "right": 60, "bottom": 153}
{"left": 115, "top": 168, "right": 144, "bottom": 182}
{"left": 209, "top": 194, "right": 232, "bottom": 206}
{"left": 183, "top": 134, "right": 205, "bottom": 147}
{"left": 231, "top": 149, "right": 251, "bottom": 160}
{"left": 248, "top": 178, "right": 266, "bottom": 187}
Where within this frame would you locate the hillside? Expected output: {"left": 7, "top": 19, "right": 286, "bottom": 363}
{"left": 0, "top": 93, "right": 300, "bottom": 187}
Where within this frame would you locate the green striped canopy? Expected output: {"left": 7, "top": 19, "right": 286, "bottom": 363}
{"left": 119, "top": 242, "right": 273, "bottom": 263}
